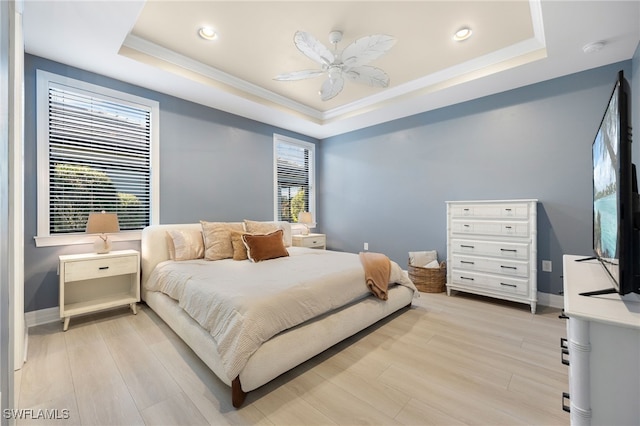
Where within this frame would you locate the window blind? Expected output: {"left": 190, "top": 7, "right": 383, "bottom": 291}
{"left": 275, "top": 139, "right": 313, "bottom": 222}
{"left": 47, "top": 85, "right": 151, "bottom": 233}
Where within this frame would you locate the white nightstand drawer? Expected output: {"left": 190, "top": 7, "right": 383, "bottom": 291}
{"left": 292, "top": 234, "right": 326, "bottom": 249}
{"left": 64, "top": 254, "right": 138, "bottom": 282}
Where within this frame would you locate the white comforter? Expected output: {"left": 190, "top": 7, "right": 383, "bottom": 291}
{"left": 145, "top": 247, "right": 416, "bottom": 381}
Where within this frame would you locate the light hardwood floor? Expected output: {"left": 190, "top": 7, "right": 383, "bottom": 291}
{"left": 15, "top": 292, "right": 569, "bottom": 425}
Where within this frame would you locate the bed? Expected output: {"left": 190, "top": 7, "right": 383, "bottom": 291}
{"left": 141, "top": 222, "right": 417, "bottom": 407}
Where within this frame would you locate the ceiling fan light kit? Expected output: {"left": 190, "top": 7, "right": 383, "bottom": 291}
{"left": 275, "top": 30, "right": 396, "bottom": 101}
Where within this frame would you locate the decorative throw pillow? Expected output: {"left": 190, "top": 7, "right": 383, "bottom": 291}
{"left": 166, "top": 229, "right": 204, "bottom": 261}
{"left": 243, "top": 220, "right": 292, "bottom": 247}
{"left": 242, "top": 230, "right": 289, "bottom": 262}
{"left": 200, "top": 221, "right": 244, "bottom": 260}
{"left": 230, "top": 230, "right": 249, "bottom": 261}
{"left": 409, "top": 250, "right": 438, "bottom": 266}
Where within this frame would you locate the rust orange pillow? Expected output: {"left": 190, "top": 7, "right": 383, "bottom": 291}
{"left": 242, "top": 230, "right": 289, "bottom": 262}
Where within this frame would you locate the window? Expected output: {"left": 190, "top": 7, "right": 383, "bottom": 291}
{"left": 274, "top": 134, "right": 315, "bottom": 223}
{"left": 35, "top": 70, "right": 159, "bottom": 247}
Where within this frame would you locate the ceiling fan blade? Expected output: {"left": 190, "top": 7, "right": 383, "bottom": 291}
{"left": 274, "top": 69, "right": 324, "bottom": 81}
{"left": 341, "top": 34, "right": 396, "bottom": 68}
{"left": 294, "top": 31, "right": 334, "bottom": 67}
{"left": 344, "top": 66, "right": 390, "bottom": 87}
{"left": 320, "top": 76, "right": 344, "bottom": 101}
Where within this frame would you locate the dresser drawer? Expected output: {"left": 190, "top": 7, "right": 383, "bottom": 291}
{"left": 452, "top": 255, "right": 529, "bottom": 278}
{"left": 451, "top": 239, "right": 530, "bottom": 260}
{"left": 451, "top": 203, "right": 530, "bottom": 219}
{"left": 64, "top": 254, "right": 138, "bottom": 282}
{"left": 451, "top": 220, "right": 529, "bottom": 238}
{"left": 451, "top": 271, "right": 529, "bottom": 296}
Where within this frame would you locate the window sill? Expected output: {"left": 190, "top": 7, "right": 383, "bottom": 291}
{"left": 34, "top": 231, "right": 142, "bottom": 248}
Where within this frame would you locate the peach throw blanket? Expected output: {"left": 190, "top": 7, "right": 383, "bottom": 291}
{"left": 359, "top": 252, "right": 391, "bottom": 300}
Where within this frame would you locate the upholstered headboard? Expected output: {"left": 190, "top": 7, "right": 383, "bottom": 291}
{"left": 140, "top": 223, "right": 202, "bottom": 300}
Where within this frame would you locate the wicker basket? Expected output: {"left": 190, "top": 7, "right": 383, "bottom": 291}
{"left": 407, "top": 260, "right": 446, "bottom": 293}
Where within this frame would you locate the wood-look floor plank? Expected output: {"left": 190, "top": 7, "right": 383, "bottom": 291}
{"left": 17, "top": 293, "right": 569, "bottom": 425}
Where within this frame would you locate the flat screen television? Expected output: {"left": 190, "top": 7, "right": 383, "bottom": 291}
{"left": 588, "top": 70, "right": 640, "bottom": 296}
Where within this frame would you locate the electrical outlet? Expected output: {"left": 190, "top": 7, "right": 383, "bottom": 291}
{"left": 364, "top": 242, "right": 369, "bottom": 251}
{"left": 542, "top": 260, "right": 552, "bottom": 272}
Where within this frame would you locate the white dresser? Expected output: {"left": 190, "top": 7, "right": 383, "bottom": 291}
{"left": 446, "top": 199, "right": 538, "bottom": 313}
{"left": 562, "top": 255, "right": 640, "bottom": 425}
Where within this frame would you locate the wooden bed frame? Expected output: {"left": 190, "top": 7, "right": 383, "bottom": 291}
{"left": 141, "top": 223, "right": 415, "bottom": 407}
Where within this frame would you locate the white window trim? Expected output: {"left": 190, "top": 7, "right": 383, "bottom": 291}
{"left": 35, "top": 70, "right": 160, "bottom": 247}
{"left": 273, "top": 133, "right": 316, "bottom": 224}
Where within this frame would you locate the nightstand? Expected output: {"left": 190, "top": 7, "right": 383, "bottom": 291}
{"left": 59, "top": 249, "right": 140, "bottom": 331}
{"left": 292, "top": 233, "right": 326, "bottom": 249}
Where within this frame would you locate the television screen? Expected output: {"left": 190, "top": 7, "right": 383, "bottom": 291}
{"left": 589, "top": 70, "right": 639, "bottom": 296}
{"left": 592, "top": 86, "right": 620, "bottom": 285}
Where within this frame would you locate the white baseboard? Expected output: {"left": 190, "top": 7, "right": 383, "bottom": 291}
{"left": 25, "top": 306, "right": 59, "bottom": 328}
{"left": 537, "top": 291, "right": 564, "bottom": 309}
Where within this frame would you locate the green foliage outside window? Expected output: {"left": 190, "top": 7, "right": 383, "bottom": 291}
{"left": 50, "top": 163, "right": 144, "bottom": 233}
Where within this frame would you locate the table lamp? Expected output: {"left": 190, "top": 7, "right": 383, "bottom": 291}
{"left": 86, "top": 211, "right": 120, "bottom": 253}
{"left": 298, "top": 211, "right": 313, "bottom": 235}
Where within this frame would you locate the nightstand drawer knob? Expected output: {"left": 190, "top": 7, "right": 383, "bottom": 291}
{"left": 99, "top": 266, "right": 109, "bottom": 270}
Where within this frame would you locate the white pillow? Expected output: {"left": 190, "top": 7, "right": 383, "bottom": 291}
{"left": 243, "top": 220, "right": 292, "bottom": 247}
{"left": 424, "top": 259, "right": 440, "bottom": 268}
{"left": 166, "top": 229, "right": 204, "bottom": 261}
{"left": 409, "top": 250, "right": 437, "bottom": 266}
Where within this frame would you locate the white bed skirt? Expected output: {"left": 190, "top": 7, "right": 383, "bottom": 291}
{"left": 145, "top": 284, "right": 414, "bottom": 392}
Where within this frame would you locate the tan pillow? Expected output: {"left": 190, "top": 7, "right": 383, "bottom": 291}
{"left": 200, "top": 221, "right": 244, "bottom": 260}
{"left": 242, "top": 230, "right": 289, "bottom": 262}
{"left": 166, "top": 229, "right": 204, "bottom": 261}
{"left": 243, "top": 220, "right": 292, "bottom": 247}
{"left": 230, "top": 231, "right": 249, "bottom": 261}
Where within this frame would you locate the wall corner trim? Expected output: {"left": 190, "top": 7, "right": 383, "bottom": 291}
{"left": 25, "top": 306, "right": 59, "bottom": 328}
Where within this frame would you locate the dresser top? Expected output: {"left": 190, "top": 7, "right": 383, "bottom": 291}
{"left": 563, "top": 255, "right": 640, "bottom": 329}
{"left": 446, "top": 199, "right": 538, "bottom": 204}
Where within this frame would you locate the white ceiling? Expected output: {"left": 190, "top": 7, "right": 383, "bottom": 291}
{"left": 22, "top": 1, "right": 640, "bottom": 139}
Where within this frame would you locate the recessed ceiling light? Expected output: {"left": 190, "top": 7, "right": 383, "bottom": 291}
{"left": 198, "top": 26, "right": 217, "bottom": 41}
{"left": 582, "top": 41, "right": 605, "bottom": 54}
{"left": 453, "top": 27, "right": 473, "bottom": 42}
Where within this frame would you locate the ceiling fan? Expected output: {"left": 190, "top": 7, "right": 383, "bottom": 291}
{"left": 274, "top": 30, "right": 396, "bottom": 101}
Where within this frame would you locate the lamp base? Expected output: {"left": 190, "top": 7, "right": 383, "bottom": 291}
{"left": 94, "top": 236, "right": 112, "bottom": 254}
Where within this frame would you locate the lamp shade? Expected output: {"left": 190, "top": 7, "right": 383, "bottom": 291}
{"left": 86, "top": 212, "right": 120, "bottom": 234}
{"left": 298, "top": 211, "right": 313, "bottom": 225}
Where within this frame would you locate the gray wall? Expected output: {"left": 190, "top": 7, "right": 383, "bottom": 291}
{"left": 318, "top": 61, "right": 635, "bottom": 295}
{"left": 23, "top": 48, "right": 640, "bottom": 311}
{"left": 23, "top": 54, "right": 318, "bottom": 312}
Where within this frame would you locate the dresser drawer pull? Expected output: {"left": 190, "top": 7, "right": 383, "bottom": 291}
{"left": 504, "top": 226, "right": 513, "bottom": 229}
{"left": 505, "top": 208, "right": 512, "bottom": 212}
{"left": 98, "top": 266, "right": 110, "bottom": 270}
{"left": 560, "top": 338, "right": 570, "bottom": 365}
{"left": 461, "top": 244, "right": 475, "bottom": 249}
{"left": 500, "top": 265, "right": 517, "bottom": 270}
{"left": 461, "top": 261, "right": 475, "bottom": 265}
{"left": 500, "top": 282, "right": 517, "bottom": 288}
{"left": 463, "top": 224, "right": 470, "bottom": 228}
{"left": 562, "top": 392, "right": 571, "bottom": 413}
{"left": 460, "top": 276, "right": 475, "bottom": 281}
{"left": 500, "top": 248, "right": 517, "bottom": 253}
